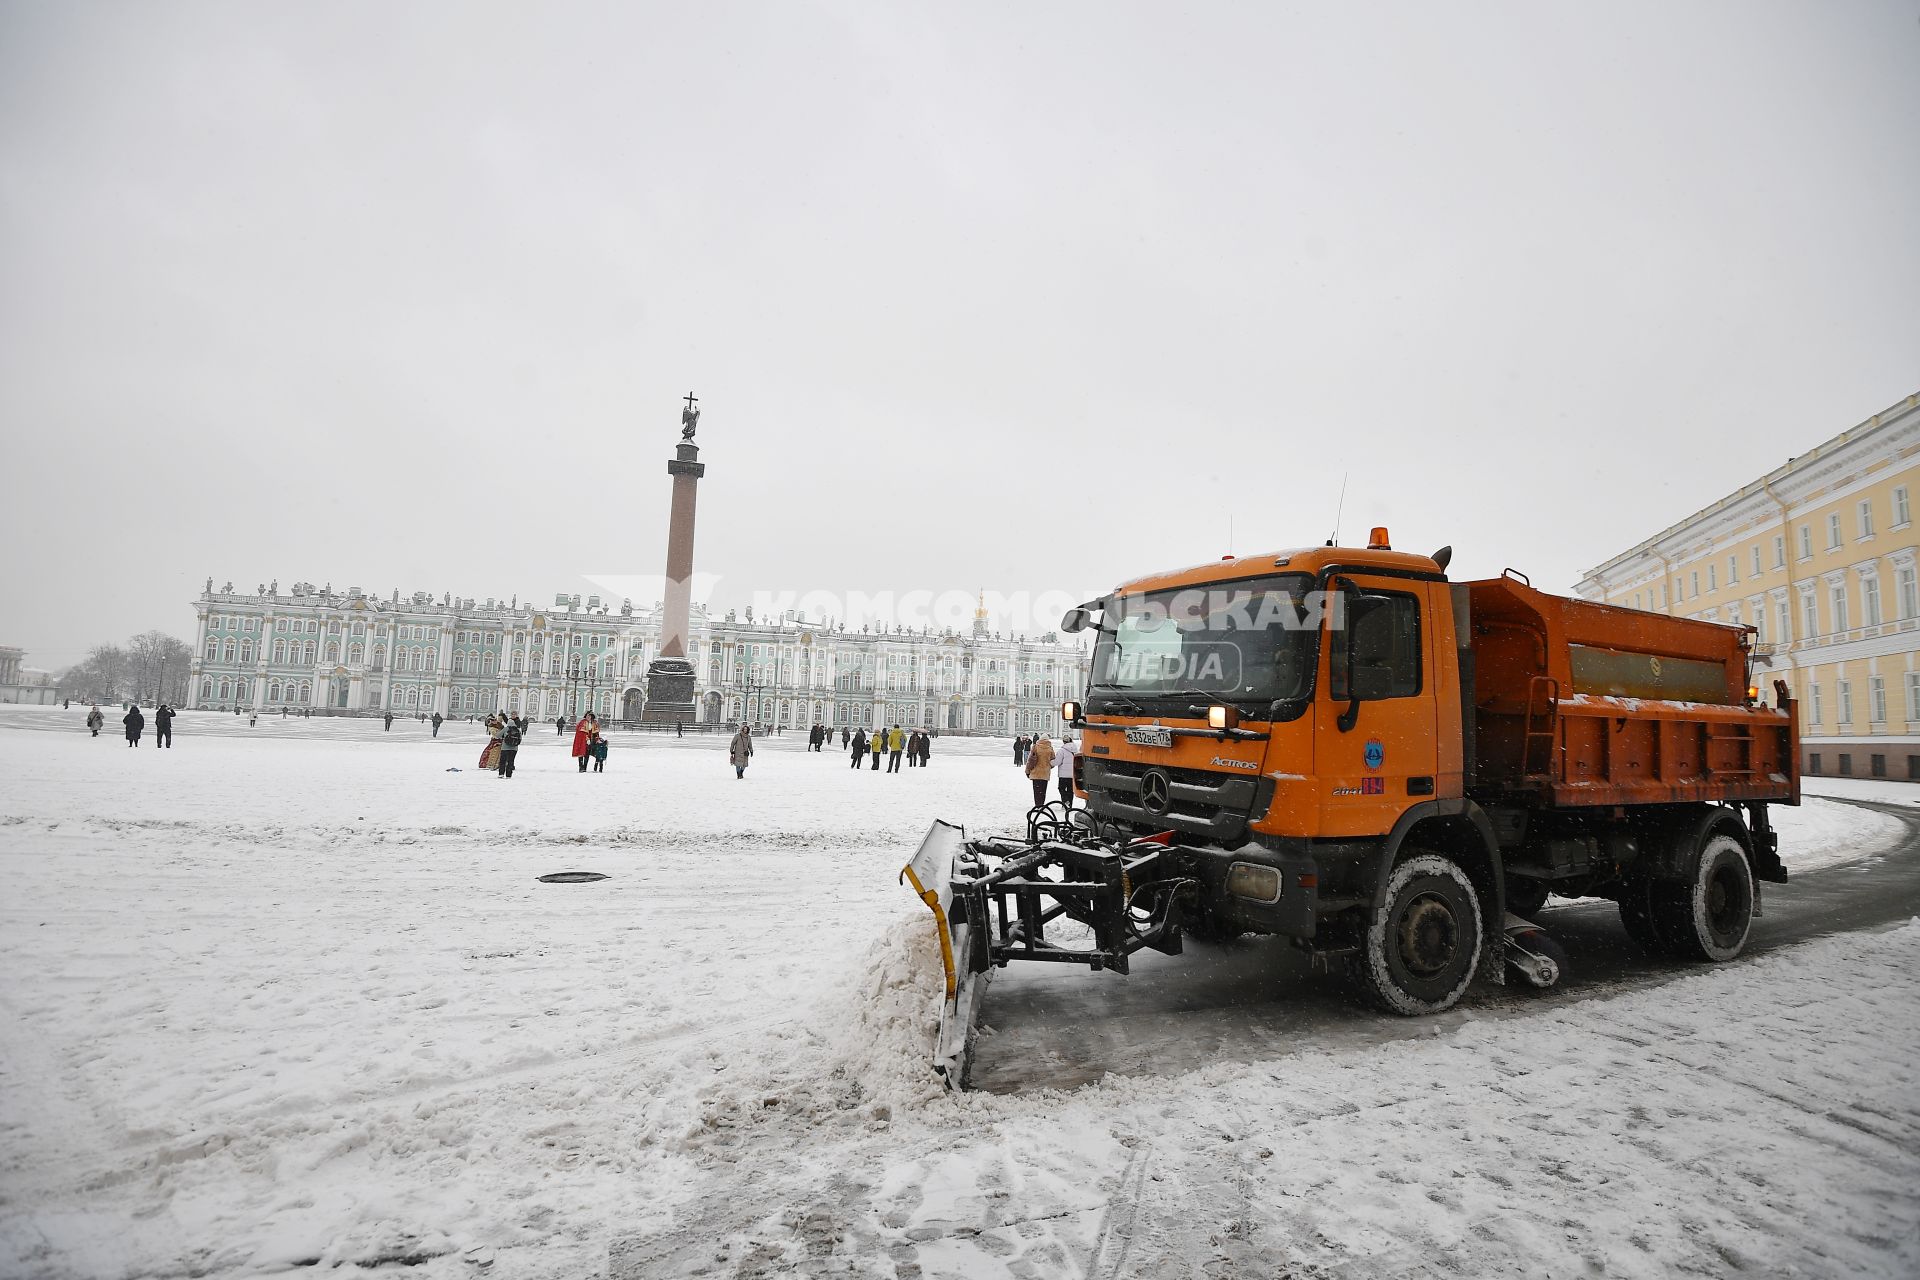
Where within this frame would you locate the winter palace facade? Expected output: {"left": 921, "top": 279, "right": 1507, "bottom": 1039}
{"left": 1577, "top": 391, "right": 1920, "bottom": 780}
{"left": 185, "top": 583, "right": 1089, "bottom": 736}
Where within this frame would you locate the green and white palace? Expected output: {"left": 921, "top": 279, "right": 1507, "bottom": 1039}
{"left": 187, "top": 579, "right": 1087, "bottom": 736}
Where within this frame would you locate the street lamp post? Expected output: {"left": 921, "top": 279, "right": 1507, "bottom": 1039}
{"left": 567, "top": 657, "right": 602, "bottom": 723}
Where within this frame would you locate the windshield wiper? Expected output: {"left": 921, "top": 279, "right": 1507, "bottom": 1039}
{"left": 1088, "top": 683, "right": 1146, "bottom": 714}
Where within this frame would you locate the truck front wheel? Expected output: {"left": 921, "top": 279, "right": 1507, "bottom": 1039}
{"left": 1359, "top": 852, "right": 1484, "bottom": 1015}
{"left": 1649, "top": 833, "right": 1754, "bottom": 962}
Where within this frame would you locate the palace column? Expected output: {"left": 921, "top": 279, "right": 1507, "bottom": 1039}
{"left": 642, "top": 395, "right": 707, "bottom": 724}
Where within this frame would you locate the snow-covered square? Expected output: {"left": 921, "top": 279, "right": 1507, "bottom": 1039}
{"left": 1, "top": 706, "right": 1917, "bottom": 1278}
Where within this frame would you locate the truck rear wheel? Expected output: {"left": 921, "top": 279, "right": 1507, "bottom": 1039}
{"left": 1359, "top": 852, "right": 1484, "bottom": 1015}
{"left": 1504, "top": 876, "right": 1549, "bottom": 919}
{"left": 1649, "top": 833, "right": 1754, "bottom": 962}
{"left": 1617, "top": 877, "right": 1669, "bottom": 952}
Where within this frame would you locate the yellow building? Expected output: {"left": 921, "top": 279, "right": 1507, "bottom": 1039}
{"left": 1577, "top": 392, "right": 1920, "bottom": 781}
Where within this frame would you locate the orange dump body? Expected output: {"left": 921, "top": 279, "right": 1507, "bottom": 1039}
{"left": 1465, "top": 575, "right": 1799, "bottom": 808}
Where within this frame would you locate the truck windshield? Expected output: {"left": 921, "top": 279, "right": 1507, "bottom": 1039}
{"left": 1088, "top": 573, "right": 1320, "bottom": 711}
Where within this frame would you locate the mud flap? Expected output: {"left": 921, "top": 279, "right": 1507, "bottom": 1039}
{"left": 900, "top": 820, "right": 992, "bottom": 1086}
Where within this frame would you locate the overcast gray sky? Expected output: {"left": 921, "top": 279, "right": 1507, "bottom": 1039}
{"left": 3, "top": 0, "right": 1916, "bottom": 668}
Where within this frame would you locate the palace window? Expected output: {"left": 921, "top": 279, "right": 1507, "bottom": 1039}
{"left": 1799, "top": 526, "right": 1812, "bottom": 559}
{"left": 349, "top": 644, "right": 364, "bottom": 664}
{"left": 222, "top": 640, "right": 235, "bottom": 662}
{"left": 1871, "top": 676, "right": 1887, "bottom": 724}
{"left": 325, "top": 642, "right": 339, "bottom": 663}
{"left": 1863, "top": 576, "right": 1882, "bottom": 627}
{"left": 1831, "top": 584, "right": 1849, "bottom": 633}
{"left": 1897, "top": 487, "right": 1912, "bottom": 528}
{"left": 1838, "top": 679, "right": 1853, "bottom": 725}
{"left": 1859, "top": 500, "right": 1875, "bottom": 538}
{"left": 240, "top": 641, "right": 253, "bottom": 663}
{"left": 1828, "top": 514, "right": 1842, "bottom": 549}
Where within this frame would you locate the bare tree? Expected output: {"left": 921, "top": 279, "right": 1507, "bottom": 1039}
{"left": 59, "top": 632, "right": 191, "bottom": 706}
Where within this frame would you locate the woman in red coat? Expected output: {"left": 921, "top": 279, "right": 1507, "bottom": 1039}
{"left": 571, "top": 712, "right": 598, "bottom": 773}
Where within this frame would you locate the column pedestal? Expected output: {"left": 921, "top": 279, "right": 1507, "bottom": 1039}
{"left": 640, "top": 658, "right": 696, "bottom": 724}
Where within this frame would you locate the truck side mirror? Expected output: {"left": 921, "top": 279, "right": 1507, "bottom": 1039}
{"left": 1060, "top": 608, "right": 1092, "bottom": 634}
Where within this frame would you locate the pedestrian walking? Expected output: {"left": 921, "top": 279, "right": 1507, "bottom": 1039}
{"left": 1013, "top": 734, "right": 1030, "bottom": 766}
{"left": 155, "top": 704, "right": 175, "bottom": 749}
{"left": 591, "top": 734, "right": 609, "bottom": 772}
{"left": 872, "top": 726, "right": 885, "bottom": 769}
{"left": 499, "top": 716, "right": 522, "bottom": 778}
{"left": 887, "top": 724, "right": 905, "bottom": 773}
{"left": 1024, "top": 734, "right": 1056, "bottom": 809}
{"left": 431, "top": 711, "right": 443, "bottom": 738}
{"left": 123, "top": 704, "right": 144, "bottom": 747}
{"left": 850, "top": 727, "right": 869, "bottom": 769}
{"left": 729, "top": 724, "right": 754, "bottom": 779}
{"left": 918, "top": 732, "right": 933, "bottom": 768}
{"left": 86, "top": 705, "right": 103, "bottom": 737}
{"left": 807, "top": 723, "right": 821, "bottom": 752}
{"left": 384, "top": 712, "right": 393, "bottom": 731}
{"left": 571, "top": 712, "right": 598, "bottom": 772}
{"left": 675, "top": 721, "right": 684, "bottom": 738}
{"left": 841, "top": 727, "right": 850, "bottom": 749}
{"left": 1055, "top": 735, "right": 1078, "bottom": 806}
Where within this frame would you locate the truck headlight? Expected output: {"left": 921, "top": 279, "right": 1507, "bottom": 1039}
{"left": 1226, "top": 861, "right": 1281, "bottom": 903}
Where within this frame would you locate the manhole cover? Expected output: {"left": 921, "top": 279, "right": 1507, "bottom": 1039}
{"left": 537, "top": 872, "right": 609, "bottom": 884}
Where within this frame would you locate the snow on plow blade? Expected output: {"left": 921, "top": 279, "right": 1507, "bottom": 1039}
{"left": 901, "top": 819, "right": 1192, "bottom": 1088}
{"left": 899, "top": 820, "right": 987, "bottom": 1085}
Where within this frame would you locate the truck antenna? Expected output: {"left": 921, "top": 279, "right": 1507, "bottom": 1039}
{"left": 1329, "top": 471, "right": 1348, "bottom": 547}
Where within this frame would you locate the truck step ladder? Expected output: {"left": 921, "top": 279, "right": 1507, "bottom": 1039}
{"left": 1522, "top": 676, "right": 1560, "bottom": 780}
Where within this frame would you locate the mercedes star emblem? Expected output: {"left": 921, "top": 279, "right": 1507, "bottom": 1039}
{"left": 1140, "top": 769, "right": 1172, "bottom": 816}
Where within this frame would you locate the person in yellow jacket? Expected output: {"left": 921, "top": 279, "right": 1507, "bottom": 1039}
{"left": 1024, "top": 734, "right": 1056, "bottom": 808}
{"left": 886, "top": 724, "right": 907, "bottom": 773}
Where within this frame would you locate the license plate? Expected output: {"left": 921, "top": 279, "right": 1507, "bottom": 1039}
{"left": 1124, "top": 726, "right": 1174, "bottom": 748}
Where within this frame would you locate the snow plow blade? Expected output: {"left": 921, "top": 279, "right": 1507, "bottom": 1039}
{"left": 902, "top": 815, "right": 1193, "bottom": 1088}
{"left": 900, "top": 820, "right": 987, "bottom": 1085}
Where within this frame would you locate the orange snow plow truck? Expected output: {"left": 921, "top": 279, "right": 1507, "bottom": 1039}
{"left": 903, "top": 531, "right": 1799, "bottom": 1085}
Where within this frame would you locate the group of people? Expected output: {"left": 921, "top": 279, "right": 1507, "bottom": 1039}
{"left": 847, "top": 725, "right": 932, "bottom": 772}
{"left": 1018, "top": 733, "right": 1078, "bottom": 808}
{"left": 569, "top": 712, "right": 610, "bottom": 773}
{"left": 90, "top": 703, "right": 175, "bottom": 748}
{"left": 479, "top": 711, "right": 531, "bottom": 777}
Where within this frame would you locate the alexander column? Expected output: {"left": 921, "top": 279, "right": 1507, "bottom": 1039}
{"left": 641, "top": 393, "right": 706, "bottom": 724}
